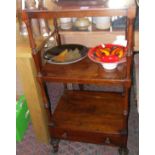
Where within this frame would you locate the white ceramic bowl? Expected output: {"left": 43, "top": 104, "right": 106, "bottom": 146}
{"left": 93, "top": 17, "right": 111, "bottom": 30}
{"left": 74, "top": 18, "right": 90, "bottom": 30}
{"left": 101, "top": 62, "right": 118, "bottom": 70}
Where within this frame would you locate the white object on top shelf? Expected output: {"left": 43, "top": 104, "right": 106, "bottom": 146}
{"left": 93, "top": 17, "right": 111, "bottom": 30}
{"left": 113, "top": 35, "right": 127, "bottom": 47}
{"left": 22, "top": 0, "right": 25, "bottom": 10}
{"left": 60, "top": 18, "right": 73, "bottom": 30}
{"left": 108, "top": 0, "right": 135, "bottom": 8}
{"left": 35, "top": 0, "right": 39, "bottom": 8}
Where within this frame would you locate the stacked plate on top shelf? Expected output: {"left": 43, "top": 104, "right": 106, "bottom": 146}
{"left": 59, "top": 17, "right": 92, "bottom": 31}
{"left": 59, "top": 18, "right": 73, "bottom": 30}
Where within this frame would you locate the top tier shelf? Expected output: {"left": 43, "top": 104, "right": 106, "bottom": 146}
{"left": 23, "top": 0, "right": 136, "bottom": 18}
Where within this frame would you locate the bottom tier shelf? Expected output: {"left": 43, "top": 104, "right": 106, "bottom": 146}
{"left": 50, "top": 90, "right": 127, "bottom": 147}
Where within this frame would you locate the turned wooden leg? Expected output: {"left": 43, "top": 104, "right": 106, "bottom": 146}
{"left": 118, "top": 147, "right": 129, "bottom": 155}
{"left": 50, "top": 138, "right": 60, "bottom": 153}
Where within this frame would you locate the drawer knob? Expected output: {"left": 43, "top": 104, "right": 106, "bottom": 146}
{"left": 62, "top": 132, "right": 67, "bottom": 139}
{"left": 105, "top": 137, "right": 111, "bottom": 144}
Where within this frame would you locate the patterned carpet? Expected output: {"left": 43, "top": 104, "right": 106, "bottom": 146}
{"left": 16, "top": 84, "right": 139, "bottom": 155}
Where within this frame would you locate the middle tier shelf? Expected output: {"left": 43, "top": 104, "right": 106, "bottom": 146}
{"left": 41, "top": 57, "right": 130, "bottom": 85}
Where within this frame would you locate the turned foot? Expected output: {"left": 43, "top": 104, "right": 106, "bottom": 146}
{"left": 118, "top": 147, "right": 129, "bottom": 155}
{"left": 50, "top": 138, "right": 60, "bottom": 153}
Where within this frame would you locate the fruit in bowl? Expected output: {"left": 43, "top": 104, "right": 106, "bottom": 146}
{"left": 88, "top": 44, "right": 126, "bottom": 70}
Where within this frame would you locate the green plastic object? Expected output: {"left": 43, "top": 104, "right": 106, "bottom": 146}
{"left": 16, "top": 95, "right": 30, "bottom": 142}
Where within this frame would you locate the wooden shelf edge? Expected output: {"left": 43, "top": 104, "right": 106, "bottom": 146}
{"left": 41, "top": 76, "right": 131, "bottom": 87}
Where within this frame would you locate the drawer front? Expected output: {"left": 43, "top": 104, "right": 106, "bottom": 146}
{"left": 50, "top": 128, "right": 127, "bottom": 147}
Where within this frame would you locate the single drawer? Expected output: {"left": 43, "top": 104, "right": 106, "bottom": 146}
{"left": 50, "top": 127, "right": 127, "bottom": 147}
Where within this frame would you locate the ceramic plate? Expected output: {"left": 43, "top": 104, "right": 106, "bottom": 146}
{"left": 43, "top": 44, "right": 88, "bottom": 65}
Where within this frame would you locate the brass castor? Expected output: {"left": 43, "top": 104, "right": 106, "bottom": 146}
{"left": 118, "top": 147, "right": 129, "bottom": 155}
{"left": 50, "top": 138, "right": 60, "bottom": 153}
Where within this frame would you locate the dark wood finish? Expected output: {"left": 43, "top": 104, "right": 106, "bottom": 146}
{"left": 25, "top": 9, "right": 127, "bottom": 19}
{"left": 22, "top": 0, "right": 137, "bottom": 153}
{"left": 22, "top": 11, "right": 42, "bottom": 74}
{"left": 23, "top": 0, "right": 136, "bottom": 19}
{"left": 126, "top": 18, "right": 135, "bottom": 80}
{"left": 53, "top": 18, "right": 61, "bottom": 46}
{"left": 22, "top": 10, "right": 52, "bottom": 121}
{"left": 41, "top": 57, "right": 131, "bottom": 87}
{"left": 51, "top": 128, "right": 127, "bottom": 147}
{"left": 50, "top": 90, "right": 127, "bottom": 146}
{"left": 53, "top": 91, "right": 126, "bottom": 129}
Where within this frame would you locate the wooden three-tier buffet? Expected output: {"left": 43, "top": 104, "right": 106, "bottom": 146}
{"left": 22, "top": 0, "right": 137, "bottom": 154}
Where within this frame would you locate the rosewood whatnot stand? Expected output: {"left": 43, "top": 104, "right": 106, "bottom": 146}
{"left": 22, "top": 1, "right": 136, "bottom": 154}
